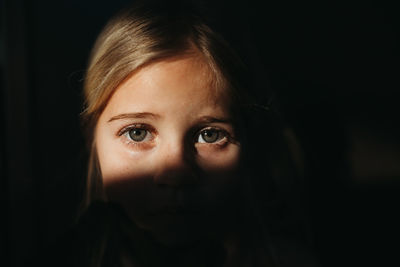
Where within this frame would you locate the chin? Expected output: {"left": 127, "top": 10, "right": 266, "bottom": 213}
{"left": 135, "top": 212, "right": 216, "bottom": 248}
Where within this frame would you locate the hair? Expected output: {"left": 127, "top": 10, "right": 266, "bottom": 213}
{"left": 81, "top": 0, "right": 311, "bottom": 264}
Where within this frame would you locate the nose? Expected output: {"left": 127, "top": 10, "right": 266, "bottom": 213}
{"left": 153, "top": 140, "right": 197, "bottom": 187}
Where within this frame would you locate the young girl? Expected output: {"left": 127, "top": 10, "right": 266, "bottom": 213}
{"left": 53, "top": 1, "right": 316, "bottom": 266}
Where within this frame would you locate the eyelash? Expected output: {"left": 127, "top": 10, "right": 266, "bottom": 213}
{"left": 117, "top": 124, "right": 231, "bottom": 146}
{"left": 195, "top": 127, "right": 229, "bottom": 144}
{"left": 118, "top": 124, "right": 155, "bottom": 147}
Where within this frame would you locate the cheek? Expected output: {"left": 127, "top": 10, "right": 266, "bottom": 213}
{"left": 194, "top": 144, "right": 242, "bottom": 204}
{"left": 95, "top": 127, "right": 160, "bottom": 216}
{"left": 96, "top": 145, "right": 161, "bottom": 226}
{"left": 96, "top": 137, "right": 127, "bottom": 184}
{"left": 96, "top": 143, "right": 156, "bottom": 204}
{"left": 95, "top": 127, "right": 153, "bottom": 185}
{"left": 196, "top": 143, "right": 241, "bottom": 173}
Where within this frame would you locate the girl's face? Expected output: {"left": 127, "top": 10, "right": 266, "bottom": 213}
{"left": 95, "top": 54, "right": 241, "bottom": 246}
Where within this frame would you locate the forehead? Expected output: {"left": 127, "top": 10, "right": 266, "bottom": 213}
{"left": 102, "top": 55, "right": 231, "bottom": 118}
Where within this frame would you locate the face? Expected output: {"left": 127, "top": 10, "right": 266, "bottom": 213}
{"left": 95, "top": 54, "right": 241, "bottom": 246}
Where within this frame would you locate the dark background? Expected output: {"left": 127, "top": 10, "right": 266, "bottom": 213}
{"left": 1, "top": 0, "right": 399, "bottom": 266}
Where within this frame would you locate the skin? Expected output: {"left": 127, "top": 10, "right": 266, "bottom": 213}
{"left": 95, "top": 53, "right": 242, "bottom": 247}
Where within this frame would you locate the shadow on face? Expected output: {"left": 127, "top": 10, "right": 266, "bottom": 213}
{"left": 103, "top": 164, "right": 242, "bottom": 246}
{"left": 94, "top": 54, "right": 243, "bottom": 246}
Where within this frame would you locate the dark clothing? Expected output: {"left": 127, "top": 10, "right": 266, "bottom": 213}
{"left": 41, "top": 202, "right": 225, "bottom": 267}
{"left": 38, "top": 202, "right": 318, "bottom": 267}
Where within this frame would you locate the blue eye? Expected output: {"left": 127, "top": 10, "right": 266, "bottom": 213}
{"left": 197, "top": 129, "right": 225, "bottom": 143}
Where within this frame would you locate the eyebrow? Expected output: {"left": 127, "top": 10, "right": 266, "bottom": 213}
{"left": 196, "top": 116, "right": 232, "bottom": 124}
{"left": 107, "top": 113, "right": 232, "bottom": 124}
{"left": 107, "top": 112, "right": 161, "bottom": 122}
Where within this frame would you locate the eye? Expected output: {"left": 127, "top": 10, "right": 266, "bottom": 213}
{"left": 197, "top": 128, "right": 226, "bottom": 143}
{"left": 119, "top": 125, "right": 154, "bottom": 143}
{"left": 128, "top": 128, "right": 149, "bottom": 142}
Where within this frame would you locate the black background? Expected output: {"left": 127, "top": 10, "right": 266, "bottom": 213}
{"left": 1, "top": 0, "right": 399, "bottom": 266}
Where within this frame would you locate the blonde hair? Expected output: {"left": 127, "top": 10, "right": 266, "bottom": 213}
{"left": 81, "top": 1, "right": 250, "bottom": 209}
